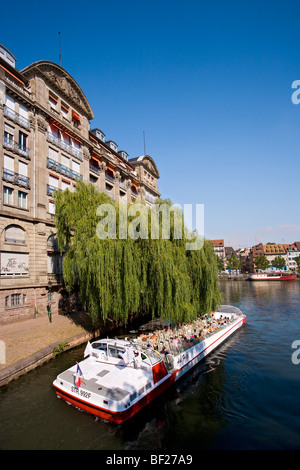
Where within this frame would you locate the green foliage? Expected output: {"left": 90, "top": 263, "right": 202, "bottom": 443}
{"left": 54, "top": 182, "right": 221, "bottom": 324}
{"left": 294, "top": 256, "right": 300, "bottom": 272}
{"left": 272, "top": 256, "right": 286, "bottom": 270}
{"left": 53, "top": 342, "right": 69, "bottom": 356}
{"left": 254, "top": 255, "right": 269, "bottom": 271}
{"left": 226, "top": 254, "right": 242, "bottom": 271}
{"left": 215, "top": 255, "right": 224, "bottom": 271}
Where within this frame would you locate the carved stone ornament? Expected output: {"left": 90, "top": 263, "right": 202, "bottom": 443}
{"left": 37, "top": 116, "right": 48, "bottom": 133}
{"left": 83, "top": 147, "right": 90, "bottom": 160}
{"left": 36, "top": 63, "right": 94, "bottom": 119}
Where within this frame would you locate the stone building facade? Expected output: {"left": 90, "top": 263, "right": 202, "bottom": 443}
{"left": 0, "top": 44, "right": 160, "bottom": 324}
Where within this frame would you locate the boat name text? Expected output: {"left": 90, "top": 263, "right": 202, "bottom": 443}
{"left": 71, "top": 386, "right": 91, "bottom": 399}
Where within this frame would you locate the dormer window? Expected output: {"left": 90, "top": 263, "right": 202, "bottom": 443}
{"left": 107, "top": 141, "right": 118, "bottom": 152}
{"left": 90, "top": 128, "right": 105, "bottom": 142}
{"left": 118, "top": 150, "right": 128, "bottom": 161}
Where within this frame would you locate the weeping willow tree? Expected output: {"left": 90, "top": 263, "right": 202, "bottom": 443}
{"left": 54, "top": 181, "right": 220, "bottom": 324}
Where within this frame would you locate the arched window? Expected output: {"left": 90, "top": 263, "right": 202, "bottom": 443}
{"left": 47, "top": 234, "right": 59, "bottom": 252}
{"left": 4, "top": 225, "right": 25, "bottom": 244}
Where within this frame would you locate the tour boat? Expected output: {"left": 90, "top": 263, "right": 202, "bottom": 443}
{"left": 53, "top": 305, "right": 246, "bottom": 424}
{"left": 248, "top": 272, "right": 297, "bottom": 281}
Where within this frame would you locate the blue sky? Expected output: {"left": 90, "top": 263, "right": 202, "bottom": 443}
{"left": 2, "top": 0, "right": 300, "bottom": 247}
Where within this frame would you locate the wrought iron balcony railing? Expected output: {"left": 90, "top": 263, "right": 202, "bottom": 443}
{"left": 3, "top": 136, "right": 30, "bottom": 159}
{"left": 3, "top": 168, "right": 30, "bottom": 188}
{"left": 46, "top": 157, "right": 83, "bottom": 181}
{"left": 46, "top": 132, "right": 83, "bottom": 161}
{"left": 4, "top": 105, "right": 31, "bottom": 129}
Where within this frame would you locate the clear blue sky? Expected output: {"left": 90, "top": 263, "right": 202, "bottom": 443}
{"left": 2, "top": 0, "right": 300, "bottom": 247}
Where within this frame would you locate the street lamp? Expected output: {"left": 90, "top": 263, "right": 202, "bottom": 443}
{"left": 48, "top": 280, "right": 52, "bottom": 323}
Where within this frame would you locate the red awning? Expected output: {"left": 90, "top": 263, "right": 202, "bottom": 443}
{"left": 72, "top": 110, "right": 81, "bottom": 121}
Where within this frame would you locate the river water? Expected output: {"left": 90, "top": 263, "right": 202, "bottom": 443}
{"left": 1, "top": 280, "right": 300, "bottom": 451}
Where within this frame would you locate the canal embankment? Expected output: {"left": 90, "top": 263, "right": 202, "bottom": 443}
{"left": 0, "top": 312, "right": 100, "bottom": 387}
{"left": 0, "top": 310, "right": 149, "bottom": 387}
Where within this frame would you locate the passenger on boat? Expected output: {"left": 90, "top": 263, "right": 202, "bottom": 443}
{"left": 160, "top": 346, "right": 171, "bottom": 356}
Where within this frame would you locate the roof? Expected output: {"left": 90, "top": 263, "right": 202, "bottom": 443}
{"left": 210, "top": 239, "right": 224, "bottom": 247}
{"left": 129, "top": 155, "right": 160, "bottom": 179}
{"left": 263, "top": 244, "right": 286, "bottom": 254}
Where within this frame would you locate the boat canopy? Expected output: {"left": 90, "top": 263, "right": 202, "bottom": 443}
{"left": 218, "top": 305, "right": 243, "bottom": 315}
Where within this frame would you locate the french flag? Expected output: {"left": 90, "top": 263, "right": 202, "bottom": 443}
{"left": 75, "top": 363, "right": 83, "bottom": 387}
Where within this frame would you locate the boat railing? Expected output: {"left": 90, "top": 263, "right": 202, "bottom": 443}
{"left": 135, "top": 309, "right": 242, "bottom": 359}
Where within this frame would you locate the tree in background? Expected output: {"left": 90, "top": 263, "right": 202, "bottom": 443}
{"left": 215, "top": 255, "right": 224, "bottom": 272}
{"left": 272, "top": 256, "right": 286, "bottom": 271}
{"left": 254, "top": 255, "right": 269, "bottom": 271}
{"left": 226, "top": 254, "right": 242, "bottom": 272}
{"left": 54, "top": 182, "right": 221, "bottom": 324}
{"left": 294, "top": 256, "right": 300, "bottom": 273}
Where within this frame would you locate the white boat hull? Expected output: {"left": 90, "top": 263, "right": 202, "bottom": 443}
{"left": 53, "top": 306, "right": 246, "bottom": 424}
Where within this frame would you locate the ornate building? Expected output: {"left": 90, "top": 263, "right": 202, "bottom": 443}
{"left": 0, "top": 44, "right": 160, "bottom": 324}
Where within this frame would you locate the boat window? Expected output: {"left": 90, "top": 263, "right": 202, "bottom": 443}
{"left": 92, "top": 342, "right": 107, "bottom": 351}
{"left": 108, "top": 345, "right": 125, "bottom": 358}
{"left": 144, "top": 348, "right": 161, "bottom": 364}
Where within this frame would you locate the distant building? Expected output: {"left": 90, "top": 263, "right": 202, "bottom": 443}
{"left": 236, "top": 247, "right": 252, "bottom": 273}
{"left": 251, "top": 242, "right": 291, "bottom": 272}
{"left": 209, "top": 239, "right": 226, "bottom": 261}
{"left": 284, "top": 242, "right": 300, "bottom": 271}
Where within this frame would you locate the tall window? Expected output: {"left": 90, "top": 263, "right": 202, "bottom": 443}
{"left": 3, "top": 186, "right": 13, "bottom": 205}
{"left": 49, "top": 200, "right": 55, "bottom": 214}
{"left": 4, "top": 123, "right": 14, "bottom": 144}
{"left": 61, "top": 103, "right": 69, "bottom": 118}
{"left": 72, "top": 160, "right": 80, "bottom": 176}
{"left": 19, "top": 131, "right": 27, "bottom": 151}
{"left": 61, "top": 154, "right": 70, "bottom": 168}
{"left": 18, "top": 191, "right": 27, "bottom": 209}
{"left": 5, "top": 94, "right": 15, "bottom": 111}
{"left": 4, "top": 154, "right": 14, "bottom": 178}
{"left": 49, "top": 93, "right": 58, "bottom": 109}
{"left": 49, "top": 147, "right": 59, "bottom": 162}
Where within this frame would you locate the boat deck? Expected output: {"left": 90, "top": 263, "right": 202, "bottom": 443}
{"left": 134, "top": 308, "right": 241, "bottom": 363}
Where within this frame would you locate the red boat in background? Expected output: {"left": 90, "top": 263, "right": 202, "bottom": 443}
{"left": 248, "top": 272, "right": 297, "bottom": 281}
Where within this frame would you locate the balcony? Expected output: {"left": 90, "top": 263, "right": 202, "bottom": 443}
{"left": 47, "top": 184, "right": 62, "bottom": 196}
{"left": 46, "top": 157, "right": 83, "bottom": 181}
{"left": 145, "top": 194, "right": 157, "bottom": 204}
{"left": 106, "top": 190, "right": 115, "bottom": 201}
{"left": 89, "top": 164, "right": 100, "bottom": 174}
{"left": 47, "top": 132, "right": 83, "bottom": 161}
{"left": 105, "top": 172, "right": 115, "bottom": 183}
{"left": 3, "top": 136, "right": 30, "bottom": 159}
{"left": 3, "top": 168, "right": 30, "bottom": 188}
{"left": 4, "top": 105, "right": 31, "bottom": 129}
{"left": 119, "top": 180, "right": 127, "bottom": 191}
